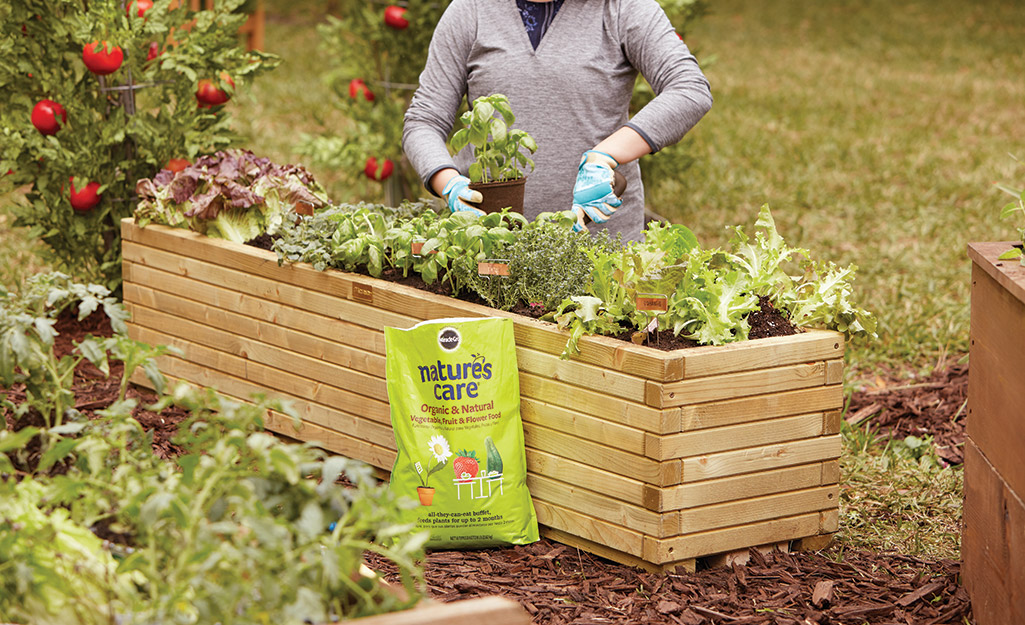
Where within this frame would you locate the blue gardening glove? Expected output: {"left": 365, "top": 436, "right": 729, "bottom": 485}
{"left": 570, "top": 150, "right": 622, "bottom": 231}
{"left": 442, "top": 175, "right": 484, "bottom": 216}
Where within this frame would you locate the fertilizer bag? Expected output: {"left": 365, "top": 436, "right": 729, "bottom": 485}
{"left": 385, "top": 317, "right": 539, "bottom": 548}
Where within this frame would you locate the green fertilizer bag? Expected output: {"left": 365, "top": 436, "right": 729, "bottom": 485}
{"left": 385, "top": 317, "right": 539, "bottom": 548}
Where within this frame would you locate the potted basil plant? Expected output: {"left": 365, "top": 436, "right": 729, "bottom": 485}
{"left": 448, "top": 93, "right": 538, "bottom": 214}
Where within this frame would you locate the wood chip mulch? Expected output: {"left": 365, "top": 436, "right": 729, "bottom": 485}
{"left": 846, "top": 362, "right": 968, "bottom": 465}
{"left": 366, "top": 541, "right": 971, "bottom": 625}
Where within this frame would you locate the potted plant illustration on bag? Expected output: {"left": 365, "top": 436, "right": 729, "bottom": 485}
{"left": 448, "top": 93, "right": 538, "bottom": 214}
{"left": 415, "top": 434, "right": 453, "bottom": 506}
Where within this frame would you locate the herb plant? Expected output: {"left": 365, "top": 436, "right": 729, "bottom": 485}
{"left": 448, "top": 94, "right": 538, "bottom": 183}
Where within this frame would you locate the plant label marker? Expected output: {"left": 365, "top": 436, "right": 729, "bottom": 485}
{"left": 352, "top": 282, "right": 374, "bottom": 304}
{"left": 636, "top": 293, "right": 668, "bottom": 313}
{"left": 478, "top": 259, "right": 511, "bottom": 278}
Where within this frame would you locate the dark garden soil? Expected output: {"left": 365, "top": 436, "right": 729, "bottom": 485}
{"left": 5, "top": 309, "right": 973, "bottom": 624}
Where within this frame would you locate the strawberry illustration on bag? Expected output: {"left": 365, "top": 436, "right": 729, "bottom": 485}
{"left": 453, "top": 449, "right": 480, "bottom": 482}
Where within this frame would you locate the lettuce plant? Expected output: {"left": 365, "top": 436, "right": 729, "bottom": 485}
{"left": 134, "top": 149, "right": 331, "bottom": 244}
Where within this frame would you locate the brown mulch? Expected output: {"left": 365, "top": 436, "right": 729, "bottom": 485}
{"left": 845, "top": 362, "right": 969, "bottom": 466}
{"left": 3, "top": 309, "right": 973, "bottom": 624}
{"left": 367, "top": 543, "right": 969, "bottom": 625}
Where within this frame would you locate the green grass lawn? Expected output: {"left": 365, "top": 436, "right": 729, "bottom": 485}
{"left": 671, "top": 0, "right": 1025, "bottom": 373}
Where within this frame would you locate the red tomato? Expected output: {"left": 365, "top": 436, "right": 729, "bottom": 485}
{"left": 31, "top": 99, "right": 67, "bottom": 135}
{"left": 165, "top": 158, "right": 190, "bottom": 173}
{"left": 364, "top": 156, "right": 394, "bottom": 181}
{"left": 383, "top": 5, "right": 409, "bottom": 29}
{"left": 82, "top": 41, "right": 124, "bottom": 76}
{"left": 69, "top": 177, "right": 102, "bottom": 212}
{"left": 128, "top": 0, "right": 154, "bottom": 18}
{"left": 195, "top": 73, "right": 235, "bottom": 107}
{"left": 146, "top": 41, "right": 162, "bottom": 62}
{"left": 348, "top": 78, "right": 375, "bottom": 102}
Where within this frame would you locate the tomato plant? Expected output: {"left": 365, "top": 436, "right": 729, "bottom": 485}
{"left": 30, "top": 99, "right": 66, "bottom": 135}
{"left": 0, "top": 0, "right": 279, "bottom": 290}
{"left": 295, "top": 0, "right": 453, "bottom": 204}
{"left": 82, "top": 40, "right": 124, "bottom": 76}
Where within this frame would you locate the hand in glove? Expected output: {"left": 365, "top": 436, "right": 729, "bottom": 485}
{"left": 570, "top": 150, "right": 623, "bottom": 231}
{"left": 442, "top": 175, "right": 484, "bottom": 216}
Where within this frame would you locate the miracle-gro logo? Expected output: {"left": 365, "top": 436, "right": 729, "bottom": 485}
{"left": 418, "top": 352, "right": 492, "bottom": 401}
{"left": 437, "top": 327, "right": 460, "bottom": 351}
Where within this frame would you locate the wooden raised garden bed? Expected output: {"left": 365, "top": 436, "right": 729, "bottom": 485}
{"left": 121, "top": 218, "right": 844, "bottom": 572}
{"left": 965, "top": 242, "right": 1025, "bottom": 625}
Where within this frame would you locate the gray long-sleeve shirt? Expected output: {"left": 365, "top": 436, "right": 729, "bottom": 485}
{"left": 402, "top": 0, "right": 712, "bottom": 242}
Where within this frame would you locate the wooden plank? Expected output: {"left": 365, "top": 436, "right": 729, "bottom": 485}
{"left": 968, "top": 261, "right": 1025, "bottom": 497}
{"left": 527, "top": 473, "right": 675, "bottom": 538}
{"left": 520, "top": 398, "right": 646, "bottom": 455}
{"left": 532, "top": 499, "right": 645, "bottom": 557}
{"left": 677, "top": 486, "right": 837, "bottom": 534}
{"left": 244, "top": 360, "right": 392, "bottom": 428}
{"left": 263, "top": 411, "right": 397, "bottom": 471}
{"left": 127, "top": 302, "right": 389, "bottom": 408}
{"left": 645, "top": 412, "right": 826, "bottom": 461}
{"left": 678, "top": 385, "right": 844, "bottom": 432}
{"left": 791, "top": 533, "right": 835, "bottom": 552}
{"left": 126, "top": 282, "right": 386, "bottom": 379}
{"left": 678, "top": 331, "right": 843, "bottom": 379}
{"left": 522, "top": 422, "right": 675, "bottom": 486}
{"left": 130, "top": 324, "right": 394, "bottom": 442}
{"left": 653, "top": 462, "right": 826, "bottom": 511}
{"left": 124, "top": 263, "right": 390, "bottom": 355}
{"left": 680, "top": 436, "right": 841, "bottom": 482}
{"left": 510, "top": 324, "right": 686, "bottom": 383}
{"left": 539, "top": 527, "right": 696, "bottom": 574}
{"left": 821, "top": 459, "right": 840, "bottom": 485}
{"left": 123, "top": 243, "right": 418, "bottom": 333}
{"left": 144, "top": 355, "right": 397, "bottom": 469}
{"left": 347, "top": 596, "right": 530, "bottom": 625}
{"left": 514, "top": 347, "right": 648, "bottom": 403}
{"left": 525, "top": 449, "right": 648, "bottom": 509}
{"left": 647, "top": 362, "right": 828, "bottom": 408}
{"left": 823, "top": 410, "right": 842, "bottom": 435}
{"left": 128, "top": 319, "right": 248, "bottom": 379}
{"left": 825, "top": 359, "right": 844, "bottom": 385}
{"left": 963, "top": 438, "right": 1025, "bottom": 625}
{"left": 819, "top": 508, "right": 839, "bottom": 533}
{"left": 520, "top": 372, "right": 670, "bottom": 434}
{"left": 642, "top": 512, "right": 822, "bottom": 564}
{"left": 968, "top": 241, "right": 1025, "bottom": 306}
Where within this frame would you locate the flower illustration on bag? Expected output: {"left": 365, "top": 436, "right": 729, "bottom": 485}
{"left": 415, "top": 434, "right": 452, "bottom": 488}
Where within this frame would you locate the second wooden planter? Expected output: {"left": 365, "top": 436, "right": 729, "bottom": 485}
{"left": 121, "top": 218, "right": 844, "bottom": 572}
